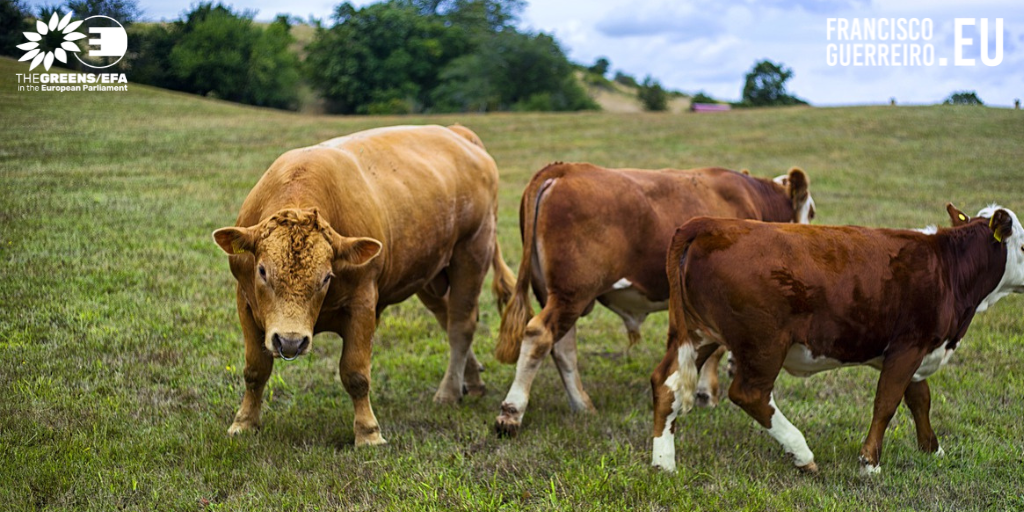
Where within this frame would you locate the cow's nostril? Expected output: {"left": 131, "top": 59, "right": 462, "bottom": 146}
{"left": 299, "top": 336, "right": 310, "bottom": 353}
{"left": 271, "top": 333, "right": 283, "bottom": 351}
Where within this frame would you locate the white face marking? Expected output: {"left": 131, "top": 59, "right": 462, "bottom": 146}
{"left": 782, "top": 344, "right": 883, "bottom": 377}
{"left": 795, "top": 194, "right": 815, "bottom": 224}
{"left": 913, "top": 344, "right": 955, "bottom": 382}
{"left": 651, "top": 343, "right": 697, "bottom": 472}
{"left": 765, "top": 394, "right": 815, "bottom": 467}
{"left": 773, "top": 174, "right": 789, "bottom": 186}
{"left": 975, "top": 206, "right": 1024, "bottom": 312}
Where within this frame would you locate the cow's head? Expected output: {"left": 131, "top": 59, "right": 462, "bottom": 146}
{"left": 773, "top": 167, "right": 815, "bottom": 223}
{"left": 974, "top": 204, "right": 1024, "bottom": 311}
{"left": 213, "top": 208, "right": 382, "bottom": 359}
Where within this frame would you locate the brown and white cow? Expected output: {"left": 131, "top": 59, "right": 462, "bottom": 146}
{"left": 212, "top": 125, "right": 515, "bottom": 446}
{"left": 494, "top": 162, "right": 815, "bottom": 435}
{"left": 651, "top": 204, "right": 1024, "bottom": 474}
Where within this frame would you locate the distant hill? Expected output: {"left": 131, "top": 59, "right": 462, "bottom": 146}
{"left": 577, "top": 71, "right": 692, "bottom": 113}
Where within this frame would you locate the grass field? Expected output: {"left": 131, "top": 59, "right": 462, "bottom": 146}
{"left": 2, "top": 56, "right": 1024, "bottom": 511}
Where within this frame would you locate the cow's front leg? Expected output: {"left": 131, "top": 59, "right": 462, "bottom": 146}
{"left": 340, "top": 302, "right": 386, "bottom": 447}
{"left": 230, "top": 291, "right": 272, "bottom": 434}
{"left": 904, "top": 379, "right": 942, "bottom": 456}
{"left": 859, "top": 347, "right": 926, "bottom": 475}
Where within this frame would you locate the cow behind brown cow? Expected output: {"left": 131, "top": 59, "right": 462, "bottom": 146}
{"left": 493, "top": 162, "right": 815, "bottom": 436}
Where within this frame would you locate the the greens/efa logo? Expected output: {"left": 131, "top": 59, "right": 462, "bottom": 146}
{"left": 17, "top": 11, "right": 127, "bottom": 71}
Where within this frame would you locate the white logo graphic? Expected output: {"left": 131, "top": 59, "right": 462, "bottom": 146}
{"left": 17, "top": 11, "right": 128, "bottom": 72}
{"left": 18, "top": 12, "right": 86, "bottom": 71}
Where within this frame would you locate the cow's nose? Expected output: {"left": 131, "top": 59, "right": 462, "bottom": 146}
{"left": 272, "top": 332, "right": 310, "bottom": 360}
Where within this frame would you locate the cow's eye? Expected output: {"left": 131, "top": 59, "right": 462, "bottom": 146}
{"left": 257, "top": 263, "right": 268, "bottom": 282}
{"left": 322, "top": 273, "right": 333, "bottom": 288}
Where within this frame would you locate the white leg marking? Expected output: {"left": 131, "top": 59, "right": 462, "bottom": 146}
{"left": 652, "top": 433, "right": 677, "bottom": 472}
{"left": 765, "top": 394, "right": 815, "bottom": 467}
{"left": 651, "top": 344, "right": 698, "bottom": 472}
{"left": 935, "top": 446, "right": 945, "bottom": 457}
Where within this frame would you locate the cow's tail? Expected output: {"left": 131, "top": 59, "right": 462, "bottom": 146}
{"left": 495, "top": 170, "right": 559, "bottom": 364}
{"left": 490, "top": 235, "right": 516, "bottom": 314}
{"left": 666, "top": 221, "right": 701, "bottom": 347}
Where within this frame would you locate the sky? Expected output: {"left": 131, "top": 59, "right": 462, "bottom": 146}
{"left": 27, "top": 0, "right": 1024, "bottom": 106}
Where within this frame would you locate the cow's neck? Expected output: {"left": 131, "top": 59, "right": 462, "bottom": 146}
{"left": 938, "top": 223, "right": 1007, "bottom": 333}
{"left": 747, "top": 177, "right": 793, "bottom": 222}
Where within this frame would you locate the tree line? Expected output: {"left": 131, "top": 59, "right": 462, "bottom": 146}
{"left": 2, "top": 0, "right": 596, "bottom": 113}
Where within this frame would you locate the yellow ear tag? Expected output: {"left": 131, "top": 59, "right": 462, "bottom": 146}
{"left": 990, "top": 217, "right": 1003, "bottom": 243}
{"left": 958, "top": 213, "right": 967, "bottom": 221}
{"left": 232, "top": 241, "right": 247, "bottom": 254}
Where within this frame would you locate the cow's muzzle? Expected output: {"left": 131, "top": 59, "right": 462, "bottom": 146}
{"left": 272, "top": 332, "right": 311, "bottom": 361}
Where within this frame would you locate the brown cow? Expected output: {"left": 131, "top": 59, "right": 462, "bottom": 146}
{"left": 494, "top": 163, "right": 816, "bottom": 435}
{"left": 651, "top": 204, "right": 1024, "bottom": 474}
{"left": 212, "top": 125, "right": 515, "bottom": 446}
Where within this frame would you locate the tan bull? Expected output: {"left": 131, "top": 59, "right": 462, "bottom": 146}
{"left": 213, "top": 125, "right": 515, "bottom": 446}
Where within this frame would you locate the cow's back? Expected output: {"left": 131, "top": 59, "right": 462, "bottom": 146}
{"left": 239, "top": 125, "right": 500, "bottom": 304}
{"left": 679, "top": 219, "right": 951, "bottom": 359}
{"left": 533, "top": 164, "right": 783, "bottom": 301}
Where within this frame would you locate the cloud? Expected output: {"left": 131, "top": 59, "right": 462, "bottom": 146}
{"left": 595, "top": 1, "right": 733, "bottom": 41}
{"left": 759, "top": 0, "right": 871, "bottom": 14}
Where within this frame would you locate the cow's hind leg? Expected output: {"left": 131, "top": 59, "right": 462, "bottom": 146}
{"left": 728, "top": 353, "right": 817, "bottom": 473}
{"left": 650, "top": 338, "right": 705, "bottom": 471}
{"left": 904, "top": 380, "right": 942, "bottom": 456}
{"left": 496, "top": 299, "right": 584, "bottom": 436}
{"left": 550, "top": 326, "right": 594, "bottom": 413}
{"left": 694, "top": 346, "right": 727, "bottom": 408}
{"left": 433, "top": 230, "right": 491, "bottom": 404}
{"left": 859, "top": 347, "right": 926, "bottom": 475}
{"left": 418, "top": 288, "right": 486, "bottom": 398}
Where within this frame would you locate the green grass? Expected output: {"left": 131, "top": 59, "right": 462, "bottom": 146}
{"left": 2, "top": 56, "right": 1024, "bottom": 511}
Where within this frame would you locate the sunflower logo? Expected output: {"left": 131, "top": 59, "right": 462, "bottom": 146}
{"left": 18, "top": 12, "right": 86, "bottom": 72}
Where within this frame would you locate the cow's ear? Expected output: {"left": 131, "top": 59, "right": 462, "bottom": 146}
{"left": 213, "top": 227, "right": 256, "bottom": 255}
{"left": 787, "top": 167, "right": 809, "bottom": 206}
{"left": 989, "top": 210, "right": 1014, "bottom": 244}
{"left": 740, "top": 169, "right": 750, "bottom": 176}
{"left": 332, "top": 234, "right": 382, "bottom": 266}
{"left": 946, "top": 203, "right": 970, "bottom": 226}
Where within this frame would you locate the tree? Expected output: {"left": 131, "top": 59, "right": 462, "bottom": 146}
{"left": 613, "top": 71, "right": 637, "bottom": 88}
{"left": 741, "top": 59, "right": 807, "bottom": 107}
{"left": 305, "top": 1, "right": 469, "bottom": 114}
{"left": 162, "top": 3, "right": 300, "bottom": 109}
{"left": 66, "top": 0, "right": 141, "bottom": 24}
{"left": 432, "top": 31, "right": 596, "bottom": 112}
{"left": 588, "top": 57, "right": 609, "bottom": 77}
{"left": 691, "top": 91, "right": 718, "bottom": 104}
{"left": 0, "top": 0, "right": 31, "bottom": 58}
{"left": 944, "top": 91, "right": 983, "bottom": 106}
{"left": 306, "top": 0, "right": 594, "bottom": 114}
{"left": 638, "top": 76, "right": 667, "bottom": 111}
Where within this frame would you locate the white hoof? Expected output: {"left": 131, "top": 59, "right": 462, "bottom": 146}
{"left": 858, "top": 462, "right": 882, "bottom": 476}
{"left": 651, "top": 435, "right": 677, "bottom": 472}
{"left": 935, "top": 446, "right": 945, "bottom": 457}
